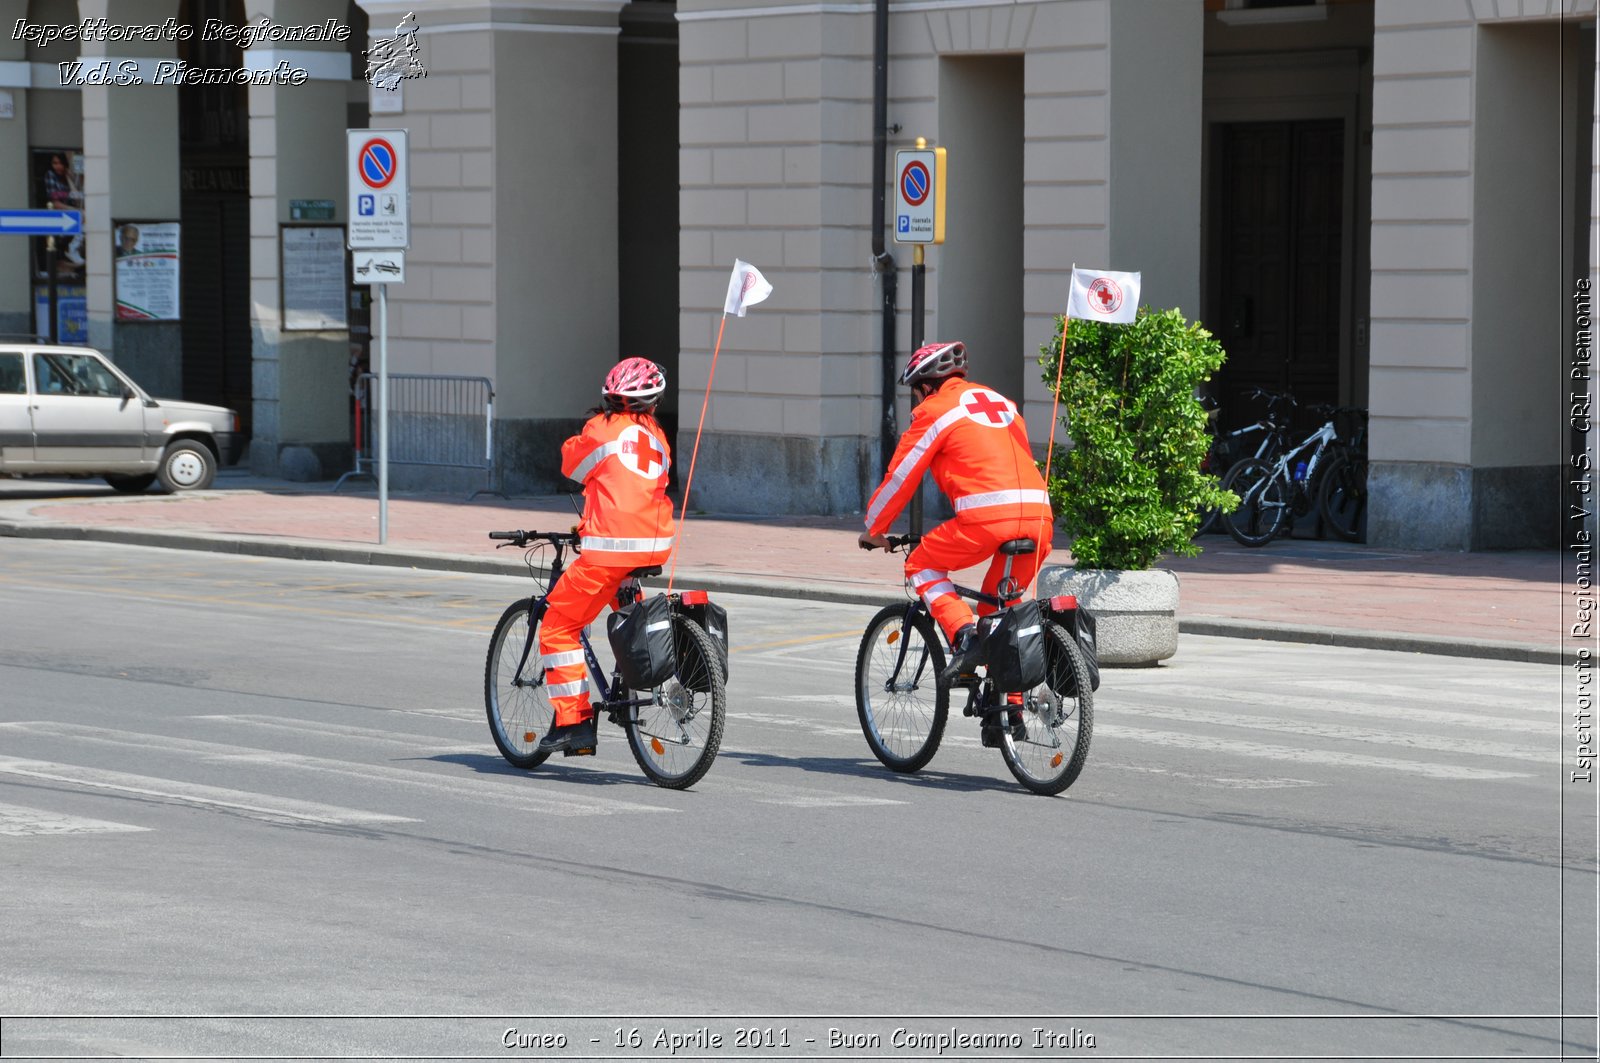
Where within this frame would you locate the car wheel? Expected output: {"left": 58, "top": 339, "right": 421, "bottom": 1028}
{"left": 158, "top": 441, "right": 217, "bottom": 492}
{"left": 104, "top": 473, "right": 157, "bottom": 494}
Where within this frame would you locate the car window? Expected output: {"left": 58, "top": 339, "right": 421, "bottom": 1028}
{"left": 32, "top": 352, "right": 126, "bottom": 399}
{"left": 0, "top": 352, "right": 23, "bottom": 395}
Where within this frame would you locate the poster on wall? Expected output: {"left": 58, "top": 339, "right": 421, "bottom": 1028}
{"left": 113, "top": 221, "right": 182, "bottom": 321}
{"left": 281, "top": 225, "right": 348, "bottom": 331}
{"left": 32, "top": 148, "right": 87, "bottom": 296}
{"left": 32, "top": 285, "right": 88, "bottom": 344}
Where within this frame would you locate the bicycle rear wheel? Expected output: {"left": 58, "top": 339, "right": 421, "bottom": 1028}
{"left": 1221, "top": 457, "right": 1290, "bottom": 547}
{"left": 1000, "top": 621, "right": 1093, "bottom": 796}
{"left": 625, "top": 614, "right": 726, "bottom": 789}
{"left": 1317, "top": 453, "right": 1367, "bottom": 542}
{"left": 855, "top": 604, "right": 949, "bottom": 772}
{"left": 484, "top": 598, "right": 555, "bottom": 769}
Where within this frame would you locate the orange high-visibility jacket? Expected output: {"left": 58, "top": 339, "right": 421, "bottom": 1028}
{"left": 561, "top": 411, "right": 675, "bottom": 567}
{"left": 864, "top": 377, "right": 1051, "bottom": 537}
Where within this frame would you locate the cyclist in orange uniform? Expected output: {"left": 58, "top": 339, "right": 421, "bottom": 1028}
{"left": 859, "top": 341, "right": 1054, "bottom": 683}
{"left": 536, "top": 358, "right": 676, "bottom": 755}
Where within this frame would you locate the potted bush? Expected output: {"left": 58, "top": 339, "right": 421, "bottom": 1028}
{"left": 1034, "top": 307, "right": 1233, "bottom": 665}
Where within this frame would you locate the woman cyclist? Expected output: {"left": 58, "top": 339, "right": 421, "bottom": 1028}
{"left": 535, "top": 358, "right": 676, "bottom": 755}
{"left": 859, "top": 341, "right": 1054, "bottom": 686}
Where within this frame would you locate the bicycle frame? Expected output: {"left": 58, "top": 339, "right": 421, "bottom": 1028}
{"left": 1239, "top": 419, "right": 1337, "bottom": 507}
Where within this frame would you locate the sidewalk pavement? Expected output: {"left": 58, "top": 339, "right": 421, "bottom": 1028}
{"left": 0, "top": 468, "right": 1568, "bottom": 665}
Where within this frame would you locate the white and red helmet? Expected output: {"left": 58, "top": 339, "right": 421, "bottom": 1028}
{"left": 901, "top": 341, "right": 967, "bottom": 386}
{"left": 603, "top": 357, "right": 666, "bottom": 409}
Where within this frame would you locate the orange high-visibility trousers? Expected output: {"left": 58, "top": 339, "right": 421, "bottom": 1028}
{"left": 905, "top": 518, "right": 1053, "bottom": 643}
{"left": 537, "top": 555, "right": 634, "bottom": 727}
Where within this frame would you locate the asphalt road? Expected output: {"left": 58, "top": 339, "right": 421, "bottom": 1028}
{"left": 0, "top": 539, "right": 1588, "bottom": 1061}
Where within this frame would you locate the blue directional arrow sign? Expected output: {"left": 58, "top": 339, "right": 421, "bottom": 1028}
{"left": 0, "top": 209, "right": 82, "bottom": 235}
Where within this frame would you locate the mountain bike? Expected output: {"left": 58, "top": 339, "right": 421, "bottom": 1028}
{"left": 1196, "top": 387, "right": 1293, "bottom": 535}
{"left": 1315, "top": 407, "right": 1368, "bottom": 542}
{"left": 483, "top": 529, "right": 726, "bottom": 789}
{"left": 855, "top": 535, "right": 1094, "bottom": 796}
{"left": 1219, "top": 402, "right": 1361, "bottom": 548}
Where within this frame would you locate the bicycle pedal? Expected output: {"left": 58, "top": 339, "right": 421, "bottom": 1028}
{"left": 562, "top": 745, "right": 597, "bottom": 757}
{"left": 979, "top": 724, "right": 1004, "bottom": 749}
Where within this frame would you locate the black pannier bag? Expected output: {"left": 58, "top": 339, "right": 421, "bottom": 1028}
{"left": 979, "top": 598, "right": 1048, "bottom": 692}
{"left": 1070, "top": 604, "right": 1101, "bottom": 693}
{"left": 606, "top": 594, "right": 677, "bottom": 690}
{"left": 675, "top": 599, "right": 730, "bottom": 691}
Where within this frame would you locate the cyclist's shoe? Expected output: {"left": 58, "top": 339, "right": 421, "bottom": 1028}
{"left": 939, "top": 624, "right": 982, "bottom": 684}
{"left": 537, "top": 717, "right": 597, "bottom": 756}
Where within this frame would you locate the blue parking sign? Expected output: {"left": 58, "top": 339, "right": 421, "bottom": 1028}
{"left": 358, "top": 194, "right": 375, "bottom": 216}
{"left": 897, "top": 215, "right": 910, "bottom": 234}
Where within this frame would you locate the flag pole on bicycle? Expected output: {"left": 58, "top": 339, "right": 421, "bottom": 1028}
{"left": 1031, "top": 265, "right": 1142, "bottom": 595}
{"left": 668, "top": 259, "right": 773, "bottom": 592}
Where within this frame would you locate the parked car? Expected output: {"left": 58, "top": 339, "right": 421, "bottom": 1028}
{"left": 0, "top": 342, "right": 240, "bottom": 493}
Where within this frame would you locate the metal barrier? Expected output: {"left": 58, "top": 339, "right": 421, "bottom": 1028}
{"left": 334, "top": 373, "right": 502, "bottom": 499}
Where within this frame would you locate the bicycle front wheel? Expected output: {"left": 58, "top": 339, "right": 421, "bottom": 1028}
{"left": 484, "top": 598, "right": 555, "bottom": 769}
{"left": 1317, "top": 453, "right": 1367, "bottom": 542}
{"left": 855, "top": 604, "right": 949, "bottom": 773}
{"left": 1000, "top": 621, "right": 1094, "bottom": 796}
{"left": 1221, "top": 457, "right": 1290, "bottom": 547}
{"left": 625, "top": 614, "right": 726, "bottom": 789}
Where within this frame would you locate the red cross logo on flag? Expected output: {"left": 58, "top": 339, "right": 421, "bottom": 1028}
{"left": 619, "top": 425, "right": 666, "bottom": 479}
{"left": 961, "top": 388, "right": 1014, "bottom": 427}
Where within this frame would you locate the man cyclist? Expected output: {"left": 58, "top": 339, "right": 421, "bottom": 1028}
{"left": 536, "top": 357, "right": 675, "bottom": 756}
{"left": 859, "top": 341, "right": 1054, "bottom": 687}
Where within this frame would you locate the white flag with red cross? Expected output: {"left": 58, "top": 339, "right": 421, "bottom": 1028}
{"left": 724, "top": 260, "right": 773, "bottom": 318}
{"left": 1067, "top": 267, "right": 1141, "bottom": 324}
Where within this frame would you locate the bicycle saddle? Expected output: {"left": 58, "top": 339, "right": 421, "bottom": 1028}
{"left": 630, "top": 565, "right": 663, "bottom": 578}
{"left": 998, "top": 539, "right": 1037, "bottom": 556}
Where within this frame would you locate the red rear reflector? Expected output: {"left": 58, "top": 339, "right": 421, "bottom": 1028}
{"left": 650, "top": 737, "right": 665, "bottom": 755}
{"left": 1050, "top": 595, "right": 1078, "bottom": 611}
{"left": 680, "top": 590, "right": 709, "bottom": 605}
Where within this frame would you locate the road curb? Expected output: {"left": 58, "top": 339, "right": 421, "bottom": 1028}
{"left": 0, "top": 519, "right": 1567, "bottom": 665}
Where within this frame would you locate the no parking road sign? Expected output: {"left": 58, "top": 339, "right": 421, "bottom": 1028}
{"left": 894, "top": 146, "right": 946, "bottom": 246}
{"left": 347, "top": 129, "right": 409, "bottom": 249}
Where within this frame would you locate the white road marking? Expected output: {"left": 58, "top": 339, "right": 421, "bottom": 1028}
{"left": 0, "top": 758, "right": 416, "bottom": 826}
{"left": 0, "top": 801, "right": 151, "bottom": 836}
{"left": 0, "top": 723, "right": 675, "bottom": 818}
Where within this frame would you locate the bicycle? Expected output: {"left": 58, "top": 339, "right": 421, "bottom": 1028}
{"left": 1219, "top": 401, "right": 1361, "bottom": 548}
{"left": 1196, "top": 387, "right": 1293, "bottom": 536}
{"left": 1315, "top": 407, "right": 1368, "bottom": 543}
{"left": 854, "top": 534, "right": 1094, "bottom": 796}
{"left": 482, "top": 529, "right": 727, "bottom": 789}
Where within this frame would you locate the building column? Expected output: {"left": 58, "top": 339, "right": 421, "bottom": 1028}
{"left": 247, "top": 0, "right": 359, "bottom": 479}
{"left": 0, "top": 31, "right": 31, "bottom": 337}
{"left": 79, "top": 0, "right": 182, "bottom": 393}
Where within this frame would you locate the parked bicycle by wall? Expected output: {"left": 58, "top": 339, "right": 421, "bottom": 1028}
{"left": 1219, "top": 400, "right": 1367, "bottom": 548}
{"left": 1196, "top": 387, "right": 1294, "bottom": 536}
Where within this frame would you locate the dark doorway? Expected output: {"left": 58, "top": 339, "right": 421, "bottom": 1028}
{"left": 178, "top": 0, "right": 252, "bottom": 439}
{"left": 619, "top": 0, "right": 679, "bottom": 461}
{"left": 1210, "top": 118, "right": 1344, "bottom": 429}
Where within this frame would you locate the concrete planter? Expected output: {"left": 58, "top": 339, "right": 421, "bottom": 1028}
{"left": 1036, "top": 566, "right": 1179, "bottom": 666}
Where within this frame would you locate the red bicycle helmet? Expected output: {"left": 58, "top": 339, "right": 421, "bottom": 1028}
{"left": 602, "top": 357, "right": 666, "bottom": 409}
{"left": 901, "top": 341, "right": 967, "bottom": 385}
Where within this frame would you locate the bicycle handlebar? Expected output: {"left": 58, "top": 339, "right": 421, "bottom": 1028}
{"left": 861, "top": 533, "right": 921, "bottom": 552}
{"left": 488, "top": 529, "right": 580, "bottom": 549}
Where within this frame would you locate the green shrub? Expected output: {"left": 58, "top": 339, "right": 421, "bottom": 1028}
{"left": 1038, "top": 307, "right": 1235, "bottom": 570}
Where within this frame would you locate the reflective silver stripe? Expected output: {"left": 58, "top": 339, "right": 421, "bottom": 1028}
{"left": 909, "top": 568, "right": 947, "bottom": 587}
{"left": 541, "top": 650, "right": 585, "bottom": 669}
{"left": 581, "top": 535, "right": 675, "bottom": 553}
{"left": 952, "top": 488, "right": 1051, "bottom": 512}
{"left": 569, "top": 440, "right": 624, "bottom": 484}
{"left": 918, "top": 579, "right": 957, "bottom": 604}
{"left": 547, "top": 680, "right": 588, "bottom": 699}
{"left": 864, "top": 405, "right": 969, "bottom": 529}
{"left": 645, "top": 620, "right": 671, "bottom": 633}
{"left": 1017, "top": 625, "right": 1041, "bottom": 638}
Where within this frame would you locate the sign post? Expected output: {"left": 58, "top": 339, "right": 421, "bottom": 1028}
{"left": 893, "top": 138, "right": 946, "bottom": 534}
{"left": 0, "top": 210, "right": 82, "bottom": 343}
{"left": 348, "top": 130, "right": 410, "bottom": 544}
